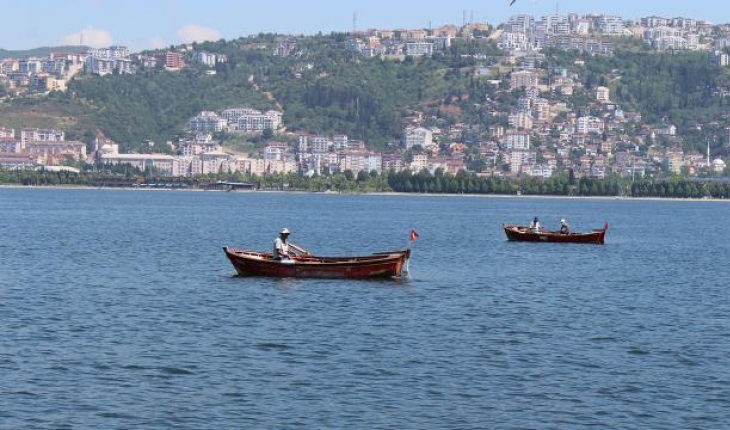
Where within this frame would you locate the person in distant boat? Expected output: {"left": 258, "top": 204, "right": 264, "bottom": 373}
{"left": 560, "top": 218, "right": 570, "bottom": 234}
{"left": 529, "top": 217, "right": 541, "bottom": 233}
{"left": 273, "top": 228, "right": 310, "bottom": 259}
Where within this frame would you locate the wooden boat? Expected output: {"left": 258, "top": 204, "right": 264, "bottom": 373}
{"left": 222, "top": 247, "right": 411, "bottom": 279}
{"left": 502, "top": 221, "right": 608, "bottom": 244}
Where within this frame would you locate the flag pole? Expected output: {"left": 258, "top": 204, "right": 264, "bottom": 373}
{"left": 404, "top": 229, "right": 419, "bottom": 277}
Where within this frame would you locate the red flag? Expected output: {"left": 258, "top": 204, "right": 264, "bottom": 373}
{"left": 409, "top": 229, "right": 419, "bottom": 242}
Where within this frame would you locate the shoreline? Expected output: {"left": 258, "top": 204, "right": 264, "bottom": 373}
{"left": 1, "top": 183, "right": 728, "bottom": 203}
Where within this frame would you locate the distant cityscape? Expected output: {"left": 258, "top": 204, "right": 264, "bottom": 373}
{"left": 2, "top": 11, "right": 730, "bottom": 181}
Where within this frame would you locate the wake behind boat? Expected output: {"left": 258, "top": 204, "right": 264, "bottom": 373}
{"left": 503, "top": 221, "right": 608, "bottom": 244}
{"left": 222, "top": 247, "right": 411, "bottom": 279}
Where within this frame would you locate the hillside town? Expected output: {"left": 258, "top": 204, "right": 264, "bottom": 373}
{"left": 2, "top": 11, "right": 730, "bottom": 181}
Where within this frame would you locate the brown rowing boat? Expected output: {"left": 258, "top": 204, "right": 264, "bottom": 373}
{"left": 502, "top": 221, "right": 608, "bottom": 244}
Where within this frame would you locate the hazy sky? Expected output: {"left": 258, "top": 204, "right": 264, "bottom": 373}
{"left": 1, "top": 0, "right": 726, "bottom": 52}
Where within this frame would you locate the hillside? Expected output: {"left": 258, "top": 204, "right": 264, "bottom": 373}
{"left": 0, "top": 45, "right": 88, "bottom": 60}
{"left": 2, "top": 34, "right": 730, "bottom": 155}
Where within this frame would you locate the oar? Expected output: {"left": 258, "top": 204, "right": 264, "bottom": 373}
{"left": 291, "top": 243, "right": 313, "bottom": 256}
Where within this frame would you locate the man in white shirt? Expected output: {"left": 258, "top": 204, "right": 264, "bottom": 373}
{"left": 559, "top": 219, "right": 570, "bottom": 234}
{"left": 273, "top": 228, "right": 310, "bottom": 259}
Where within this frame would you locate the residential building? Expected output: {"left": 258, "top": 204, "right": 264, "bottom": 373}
{"left": 86, "top": 46, "right": 133, "bottom": 76}
{"left": 234, "top": 110, "right": 282, "bottom": 132}
{"left": 195, "top": 51, "right": 217, "bottom": 67}
{"left": 501, "top": 131, "right": 531, "bottom": 150}
{"left": 189, "top": 112, "right": 227, "bottom": 133}
{"left": 510, "top": 70, "right": 539, "bottom": 90}
{"left": 382, "top": 154, "right": 405, "bottom": 172}
{"left": 0, "top": 137, "right": 21, "bottom": 153}
{"left": 164, "top": 52, "right": 185, "bottom": 69}
{"left": 509, "top": 112, "right": 533, "bottom": 130}
{"left": 177, "top": 134, "right": 222, "bottom": 156}
{"left": 410, "top": 153, "right": 429, "bottom": 172}
{"left": 264, "top": 142, "right": 288, "bottom": 161}
{"left": 576, "top": 116, "right": 605, "bottom": 134}
{"left": 0, "top": 127, "right": 15, "bottom": 138}
{"left": 405, "top": 42, "right": 434, "bottom": 56}
{"left": 596, "top": 86, "right": 610, "bottom": 102}
{"left": 100, "top": 153, "right": 174, "bottom": 174}
{"left": 311, "top": 135, "right": 330, "bottom": 153}
{"left": 403, "top": 127, "right": 433, "bottom": 149}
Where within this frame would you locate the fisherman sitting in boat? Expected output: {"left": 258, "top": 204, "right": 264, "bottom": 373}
{"left": 559, "top": 219, "right": 570, "bottom": 234}
{"left": 273, "top": 228, "right": 310, "bottom": 259}
{"left": 529, "top": 217, "right": 541, "bottom": 233}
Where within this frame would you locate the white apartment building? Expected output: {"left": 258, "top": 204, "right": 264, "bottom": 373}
{"left": 195, "top": 52, "right": 217, "bottom": 67}
{"left": 508, "top": 112, "right": 533, "bottom": 130}
{"left": 333, "top": 135, "right": 348, "bottom": 150}
{"left": 405, "top": 42, "right": 434, "bottom": 56}
{"left": 506, "top": 15, "right": 534, "bottom": 33}
{"left": 525, "top": 163, "right": 554, "bottom": 178}
{"left": 304, "top": 152, "right": 339, "bottom": 174}
{"left": 338, "top": 152, "right": 382, "bottom": 174}
{"left": 403, "top": 127, "right": 433, "bottom": 149}
{"left": 410, "top": 153, "right": 429, "bottom": 172}
{"left": 501, "top": 131, "right": 531, "bottom": 150}
{"left": 499, "top": 31, "right": 530, "bottom": 50}
{"left": 177, "top": 134, "right": 222, "bottom": 156}
{"left": 89, "top": 46, "right": 130, "bottom": 59}
{"left": 220, "top": 107, "right": 260, "bottom": 123}
{"left": 86, "top": 46, "right": 133, "bottom": 76}
{"left": 596, "top": 86, "right": 610, "bottom": 102}
{"left": 18, "top": 59, "right": 42, "bottom": 74}
{"left": 311, "top": 135, "right": 330, "bottom": 153}
{"left": 297, "top": 135, "right": 310, "bottom": 153}
{"left": 264, "top": 142, "right": 288, "bottom": 161}
{"left": 86, "top": 57, "right": 115, "bottom": 76}
{"left": 598, "top": 16, "right": 625, "bottom": 35}
{"left": 507, "top": 149, "right": 532, "bottom": 172}
{"left": 235, "top": 110, "right": 282, "bottom": 132}
{"left": 190, "top": 112, "right": 228, "bottom": 133}
{"left": 575, "top": 116, "right": 605, "bottom": 134}
{"left": 21, "top": 128, "right": 64, "bottom": 143}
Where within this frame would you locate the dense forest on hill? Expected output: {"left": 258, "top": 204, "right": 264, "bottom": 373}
{"left": 2, "top": 33, "right": 730, "bottom": 155}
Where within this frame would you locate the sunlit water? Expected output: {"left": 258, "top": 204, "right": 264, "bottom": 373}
{"left": 1, "top": 188, "right": 729, "bottom": 429}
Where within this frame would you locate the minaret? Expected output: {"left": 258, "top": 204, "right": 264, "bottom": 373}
{"left": 707, "top": 138, "right": 710, "bottom": 167}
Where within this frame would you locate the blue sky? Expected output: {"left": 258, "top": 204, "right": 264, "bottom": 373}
{"left": 0, "top": 0, "right": 725, "bottom": 52}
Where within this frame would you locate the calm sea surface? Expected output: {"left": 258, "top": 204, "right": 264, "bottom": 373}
{"left": 1, "top": 187, "right": 729, "bottom": 429}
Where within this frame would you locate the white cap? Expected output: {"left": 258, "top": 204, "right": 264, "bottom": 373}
{"left": 280, "top": 228, "right": 290, "bottom": 234}
{"left": 560, "top": 219, "right": 566, "bottom": 223}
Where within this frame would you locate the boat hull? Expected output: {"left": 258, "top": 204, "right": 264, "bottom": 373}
{"left": 223, "top": 247, "right": 410, "bottom": 279}
{"left": 503, "top": 223, "right": 607, "bottom": 244}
